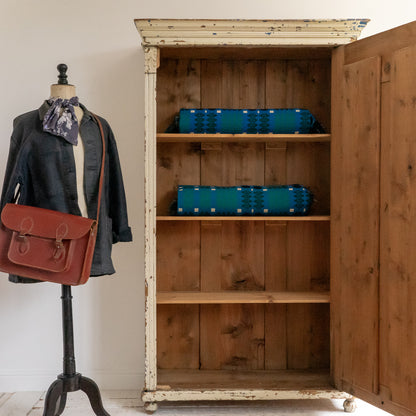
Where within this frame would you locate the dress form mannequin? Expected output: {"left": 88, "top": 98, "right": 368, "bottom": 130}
{"left": 49, "top": 83, "right": 84, "bottom": 119}
{"left": 49, "top": 82, "right": 88, "bottom": 217}
{"left": 42, "top": 64, "right": 110, "bottom": 416}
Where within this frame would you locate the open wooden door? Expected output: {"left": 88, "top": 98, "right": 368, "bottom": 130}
{"left": 332, "top": 21, "right": 416, "bottom": 416}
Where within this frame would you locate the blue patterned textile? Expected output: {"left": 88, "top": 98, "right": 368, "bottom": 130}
{"left": 177, "top": 185, "right": 313, "bottom": 216}
{"left": 178, "top": 108, "right": 323, "bottom": 134}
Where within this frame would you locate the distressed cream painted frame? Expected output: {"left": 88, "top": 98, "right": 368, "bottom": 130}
{"left": 136, "top": 19, "right": 368, "bottom": 413}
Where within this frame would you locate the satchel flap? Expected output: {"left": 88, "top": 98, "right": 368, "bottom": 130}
{"left": 1, "top": 204, "right": 95, "bottom": 240}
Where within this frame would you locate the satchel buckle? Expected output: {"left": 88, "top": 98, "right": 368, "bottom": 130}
{"left": 53, "top": 223, "right": 69, "bottom": 262}
{"left": 15, "top": 216, "right": 34, "bottom": 255}
{"left": 90, "top": 221, "right": 97, "bottom": 236}
{"left": 17, "top": 232, "right": 30, "bottom": 255}
{"left": 53, "top": 238, "right": 66, "bottom": 261}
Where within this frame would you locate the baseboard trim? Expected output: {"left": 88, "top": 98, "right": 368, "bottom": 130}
{"left": 0, "top": 369, "right": 144, "bottom": 392}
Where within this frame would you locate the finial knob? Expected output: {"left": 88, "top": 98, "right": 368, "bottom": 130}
{"left": 57, "top": 64, "right": 68, "bottom": 85}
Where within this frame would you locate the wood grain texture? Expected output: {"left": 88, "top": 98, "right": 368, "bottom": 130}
{"left": 156, "top": 222, "right": 200, "bottom": 292}
{"left": 345, "top": 20, "right": 416, "bottom": 65}
{"left": 199, "top": 59, "right": 267, "bottom": 371}
{"left": 265, "top": 59, "right": 331, "bottom": 132}
{"left": 330, "top": 46, "right": 344, "bottom": 391}
{"left": 157, "top": 143, "right": 201, "bottom": 215}
{"left": 380, "top": 43, "right": 416, "bottom": 412}
{"left": 263, "top": 134, "right": 288, "bottom": 370}
{"left": 160, "top": 46, "right": 333, "bottom": 60}
{"left": 265, "top": 59, "right": 331, "bottom": 214}
{"left": 157, "top": 368, "right": 332, "bottom": 390}
{"left": 287, "top": 60, "right": 331, "bottom": 132}
{"left": 208, "top": 222, "right": 265, "bottom": 291}
{"left": 0, "top": 392, "right": 43, "bottom": 416}
{"left": 157, "top": 291, "right": 330, "bottom": 304}
{"left": 155, "top": 59, "right": 202, "bottom": 372}
{"left": 286, "top": 222, "right": 330, "bottom": 370}
{"left": 282, "top": 60, "right": 331, "bottom": 366}
{"left": 331, "top": 53, "right": 381, "bottom": 394}
{"left": 155, "top": 52, "right": 332, "bottom": 382}
{"left": 287, "top": 143, "right": 330, "bottom": 215}
{"left": 156, "top": 143, "right": 201, "bottom": 368}
{"left": 264, "top": 143, "right": 287, "bottom": 186}
{"left": 156, "top": 58, "right": 200, "bottom": 132}
{"left": 156, "top": 142, "right": 201, "bottom": 370}
{"left": 157, "top": 305, "right": 200, "bottom": 369}
{"left": 200, "top": 304, "right": 265, "bottom": 370}
{"left": 264, "top": 223, "right": 288, "bottom": 370}
{"left": 264, "top": 58, "right": 331, "bottom": 372}
{"left": 199, "top": 220, "right": 265, "bottom": 370}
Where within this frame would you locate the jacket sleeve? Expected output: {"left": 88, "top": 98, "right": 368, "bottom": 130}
{"left": 106, "top": 122, "right": 133, "bottom": 243}
{"left": 0, "top": 118, "right": 26, "bottom": 211}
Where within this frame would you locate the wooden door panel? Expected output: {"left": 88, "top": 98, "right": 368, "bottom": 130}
{"left": 331, "top": 51, "right": 381, "bottom": 394}
{"left": 333, "top": 20, "right": 416, "bottom": 416}
{"left": 380, "top": 43, "right": 416, "bottom": 413}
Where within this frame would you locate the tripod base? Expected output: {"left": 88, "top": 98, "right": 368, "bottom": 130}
{"left": 43, "top": 372, "right": 110, "bottom": 416}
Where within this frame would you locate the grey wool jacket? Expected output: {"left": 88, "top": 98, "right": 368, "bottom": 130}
{"left": 0, "top": 101, "right": 132, "bottom": 283}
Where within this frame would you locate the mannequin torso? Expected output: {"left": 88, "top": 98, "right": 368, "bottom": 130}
{"left": 49, "top": 83, "right": 88, "bottom": 217}
{"left": 49, "top": 84, "right": 84, "bottom": 120}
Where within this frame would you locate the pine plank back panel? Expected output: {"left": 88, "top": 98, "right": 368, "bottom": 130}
{"left": 199, "top": 59, "right": 266, "bottom": 370}
{"left": 156, "top": 59, "right": 201, "bottom": 133}
{"left": 156, "top": 143, "right": 201, "bottom": 215}
{"left": 156, "top": 58, "right": 202, "bottom": 369}
{"left": 263, "top": 62, "right": 288, "bottom": 368}
{"left": 264, "top": 222, "right": 288, "bottom": 369}
{"left": 156, "top": 54, "right": 331, "bottom": 372}
{"left": 286, "top": 222, "right": 330, "bottom": 369}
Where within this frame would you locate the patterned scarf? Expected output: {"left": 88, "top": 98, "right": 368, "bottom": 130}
{"left": 43, "top": 96, "right": 80, "bottom": 145}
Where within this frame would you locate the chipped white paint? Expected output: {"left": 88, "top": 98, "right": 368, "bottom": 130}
{"left": 144, "top": 46, "right": 160, "bottom": 74}
{"left": 142, "top": 389, "right": 351, "bottom": 402}
{"left": 143, "top": 45, "right": 158, "bottom": 392}
{"left": 135, "top": 19, "right": 369, "bottom": 47}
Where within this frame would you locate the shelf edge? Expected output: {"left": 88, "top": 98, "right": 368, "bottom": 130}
{"left": 156, "top": 216, "right": 330, "bottom": 221}
{"left": 157, "top": 291, "right": 330, "bottom": 304}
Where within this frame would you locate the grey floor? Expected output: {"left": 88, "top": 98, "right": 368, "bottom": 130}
{"left": 0, "top": 391, "right": 393, "bottom": 415}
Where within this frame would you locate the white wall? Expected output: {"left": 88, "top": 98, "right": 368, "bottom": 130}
{"left": 0, "top": 0, "right": 415, "bottom": 392}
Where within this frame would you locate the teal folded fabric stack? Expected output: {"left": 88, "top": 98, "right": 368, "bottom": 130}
{"left": 177, "top": 185, "right": 313, "bottom": 216}
{"left": 178, "top": 108, "right": 323, "bottom": 134}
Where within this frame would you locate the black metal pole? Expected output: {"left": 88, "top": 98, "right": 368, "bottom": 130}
{"left": 43, "top": 284, "right": 111, "bottom": 415}
{"left": 61, "top": 285, "right": 76, "bottom": 377}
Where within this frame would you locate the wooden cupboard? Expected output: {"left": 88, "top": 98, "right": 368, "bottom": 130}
{"left": 135, "top": 19, "right": 416, "bottom": 415}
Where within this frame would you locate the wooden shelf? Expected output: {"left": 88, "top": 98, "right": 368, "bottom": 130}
{"left": 156, "top": 368, "right": 332, "bottom": 390}
{"left": 157, "top": 215, "right": 330, "bottom": 221}
{"left": 142, "top": 368, "right": 348, "bottom": 402}
{"left": 143, "top": 368, "right": 347, "bottom": 401}
{"left": 157, "top": 133, "right": 331, "bottom": 143}
{"left": 157, "top": 291, "right": 330, "bottom": 304}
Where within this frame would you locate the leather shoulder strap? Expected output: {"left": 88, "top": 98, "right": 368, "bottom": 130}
{"left": 91, "top": 113, "right": 105, "bottom": 222}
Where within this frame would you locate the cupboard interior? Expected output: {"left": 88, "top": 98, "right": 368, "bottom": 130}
{"left": 155, "top": 46, "right": 333, "bottom": 390}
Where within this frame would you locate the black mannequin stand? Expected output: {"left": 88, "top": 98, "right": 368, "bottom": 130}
{"left": 42, "top": 64, "right": 110, "bottom": 415}
{"left": 42, "top": 285, "right": 110, "bottom": 416}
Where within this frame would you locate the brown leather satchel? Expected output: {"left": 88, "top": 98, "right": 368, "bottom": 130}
{"left": 0, "top": 114, "right": 105, "bottom": 285}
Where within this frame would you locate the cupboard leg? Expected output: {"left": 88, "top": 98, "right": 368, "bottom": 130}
{"left": 144, "top": 402, "right": 158, "bottom": 414}
{"left": 343, "top": 397, "right": 357, "bottom": 413}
